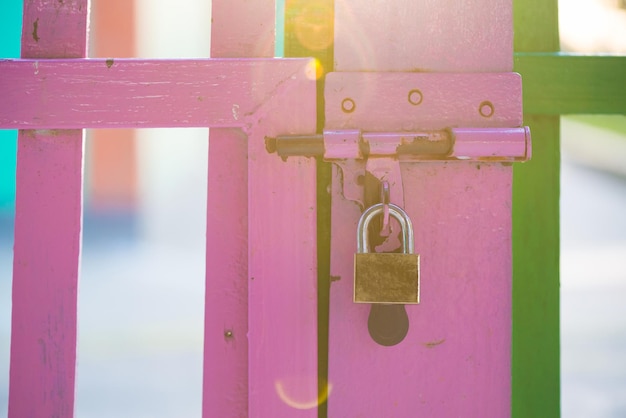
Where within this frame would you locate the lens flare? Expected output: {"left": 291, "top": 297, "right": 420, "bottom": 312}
{"left": 275, "top": 377, "right": 333, "bottom": 410}
{"left": 305, "top": 58, "right": 325, "bottom": 80}
{"left": 288, "top": 1, "right": 334, "bottom": 51}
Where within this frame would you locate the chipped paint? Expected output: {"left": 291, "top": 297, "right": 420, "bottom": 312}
{"left": 32, "top": 18, "right": 40, "bottom": 43}
{"left": 232, "top": 103, "right": 240, "bottom": 120}
{"left": 424, "top": 338, "right": 446, "bottom": 348}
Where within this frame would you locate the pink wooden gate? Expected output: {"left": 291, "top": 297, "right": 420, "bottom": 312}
{"left": 1, "top": 0, "right": 529, "bottom": 417}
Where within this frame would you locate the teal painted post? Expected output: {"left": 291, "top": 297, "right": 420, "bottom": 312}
{"left": 0, "top": 0, "right": 21, "bottom": 215}
{"left": 275, "top": 0, "right": 285, "bottom": 57}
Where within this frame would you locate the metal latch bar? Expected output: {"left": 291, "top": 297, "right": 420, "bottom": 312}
{"left": 270, "top": 127, "right": 531, "bottom": 161}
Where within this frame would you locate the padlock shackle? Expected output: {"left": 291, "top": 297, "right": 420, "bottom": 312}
{"left": 356, "top": 203, "right": 414, "bottom": 254}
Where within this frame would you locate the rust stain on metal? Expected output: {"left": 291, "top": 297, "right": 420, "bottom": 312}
{"left": 479, "top": 100, "right": 495, "bottom": 118}
{"left": 407, "top": 89, "right": 423, "bottom": 105}
{"left": 264, "top": 136, "right": 277, "bottom": 154}
{"left": 341, "top": 97, "right": 356, "bottom": 113}
{"left": 396, "top": 131, "right": 452, "bottom": 156}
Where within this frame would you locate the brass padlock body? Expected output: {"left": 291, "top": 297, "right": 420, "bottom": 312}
{"left": 354, "top": 203, "right": 420, "bottom": 304}
{"left": 354, "top": 252, "right": 420, "bottom": 304}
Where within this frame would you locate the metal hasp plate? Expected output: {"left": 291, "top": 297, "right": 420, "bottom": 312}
{"left": 317, "top": 70, "right": 532, "bottom": 211}
{"left": 324, "top": 71, "right": 531, "bottom": 162}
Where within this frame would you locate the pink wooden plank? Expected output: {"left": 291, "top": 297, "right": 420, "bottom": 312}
{"left": 246, "top": 89, "right": 318, "bottom": 417}
{"left": 205, "top": 2, "right": 318, "bottom": 417}
{"left": 203, "top": 2, "right": 271, "bottom": 416}
{"left": 8, "top": 1, "right": 88, "bottom": 418}
{"left": 0, "top": 58, "right": 315, "bottom": 130}
{"left": 211, "top": 0, "right": 275, "bottom": 59}
{"left": 9, "top": 132, "right": 84, "bottom": 418}
{"left": 327, "top": 0, "right": 515, "bottom": 416}
{"left": 204, "top": 128, "right": 250, "bottom": 415}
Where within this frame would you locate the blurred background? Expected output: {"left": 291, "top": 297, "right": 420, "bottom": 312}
{"left": 559, "top": 1, "right": 626, "bottom": 417}
{"left": 0, "top": 0, "right": 625, "bottom": 417}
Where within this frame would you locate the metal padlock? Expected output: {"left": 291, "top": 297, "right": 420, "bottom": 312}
{"left": 354, "top": 203, "right": 420, "bottom": 304}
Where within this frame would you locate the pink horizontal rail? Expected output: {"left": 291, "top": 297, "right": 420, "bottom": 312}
{"left": 0, "top": 58, "right": 315, "bottom": 130}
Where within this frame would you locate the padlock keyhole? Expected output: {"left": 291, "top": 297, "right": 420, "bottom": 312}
{"left": 367, "top": 304, "right": 409, "bottom": 346}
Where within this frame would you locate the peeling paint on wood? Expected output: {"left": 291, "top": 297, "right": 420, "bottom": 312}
{"left": 21, "top": 0, "right": 88, "bottom": 59}
{"left": 32, "top": 18, "right": 40, "bottom": 43}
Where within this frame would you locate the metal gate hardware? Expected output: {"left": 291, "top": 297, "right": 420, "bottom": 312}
{"left": 355, "top": 202, "right": 418, "bottom": 346}
{"left": 269, "top": 127, "right": 531, "bottom": 161}
{"left": 267, "top": 71, "right": 531, "bottom": 212}
{"left": 268, "top": 70, "right": 531, "bottom": 161}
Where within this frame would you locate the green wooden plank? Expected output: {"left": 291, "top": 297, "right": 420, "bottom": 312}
{"left": 515, "top": 53, "right": 626, "bottom": 114}
{"left": 512, "top": 115, "right": 561, "bottom": 418}
{"left": 513, "top": 1, "right": 561, "bottom": 418}
{"left": 513, "top": 0, "right": 559, "bottom": 52}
